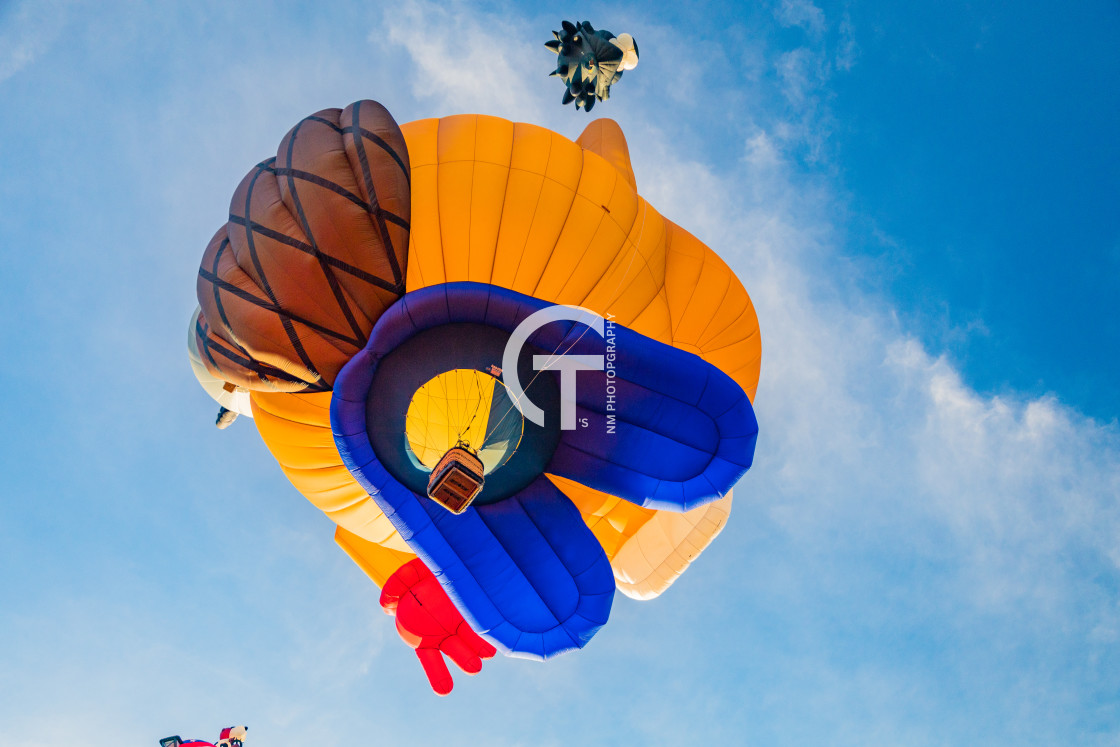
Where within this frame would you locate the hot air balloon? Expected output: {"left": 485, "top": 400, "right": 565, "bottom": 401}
{"left": 160, "top": 726, "right": 246, "bottom": 747}
{"left": 546, "top": 20, "right": 639, "bottom": 111}
{"left": 190, "top": 101, "right": 760, "bottom": 694}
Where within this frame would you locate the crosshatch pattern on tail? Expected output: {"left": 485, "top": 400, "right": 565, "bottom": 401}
{"left": 194, "top": 100, "right": 412, "bottom": 393}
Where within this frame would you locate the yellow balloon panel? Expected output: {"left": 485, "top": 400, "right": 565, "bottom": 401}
{"left": 406, "top": 369, "right": 496, "bottom": 468}
{"left": 405, "top": 369, "right": 522, "bottom": 474}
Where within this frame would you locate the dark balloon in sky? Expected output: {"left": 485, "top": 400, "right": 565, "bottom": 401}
{"left": 546, "top": 20, "right": 639, "bottom": 111}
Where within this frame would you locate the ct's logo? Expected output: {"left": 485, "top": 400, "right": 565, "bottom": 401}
{"left": 502, "top": 306, "right": 605, "bottom": 429}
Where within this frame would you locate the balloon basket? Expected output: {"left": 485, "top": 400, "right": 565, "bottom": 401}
{"left": 427, "top": 445, "right": 485, "bottom": 514}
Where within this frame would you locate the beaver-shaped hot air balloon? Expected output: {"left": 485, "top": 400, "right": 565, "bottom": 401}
{"left": 189, "top": 102, "right": 760, "bottom": 694}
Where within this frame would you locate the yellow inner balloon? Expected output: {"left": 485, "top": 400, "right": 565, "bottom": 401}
{"left": 405, "top": 369, "right": 500, "bottom": 470}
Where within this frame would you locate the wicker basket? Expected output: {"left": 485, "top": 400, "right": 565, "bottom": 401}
{"left": 427, "top": 446, "right": 485, "bottom": 514}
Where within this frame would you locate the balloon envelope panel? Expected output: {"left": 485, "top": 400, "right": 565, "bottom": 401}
{"left": 404, "top": 368, "right": 524, "bottom": 475}
{"left": 331, "top": 282, "right": 757, "bottom": 657}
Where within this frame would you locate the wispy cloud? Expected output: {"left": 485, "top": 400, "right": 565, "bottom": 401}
{"left": 776, "top": 0, "right": 827, "bottom": 38}
{"left": 382, "top": 0, "right": 543, "bottom": 121}
{"left": 630, "top": 0, "right": 1120, "bottom": 615}
{"left": 0, "top": 0, "right": 67, "bottom": 84}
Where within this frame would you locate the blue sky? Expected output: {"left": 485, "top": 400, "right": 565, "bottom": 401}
{"left": 0, "top": 1, "right": 1118, "bottom": 745}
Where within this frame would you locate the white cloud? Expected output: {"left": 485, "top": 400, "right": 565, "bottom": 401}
{"left": 638, "top": 42, "right": 1120, "bottom": 625}
{"left": 835, "top": 10, "right": 859, "bottom": 72}
{"left": 381, "top": 0, "right": 543, "bottom": 121}
{"left": 776, "top": 0, "right": 827, "bottom": 38}
{"left": 888, "top": 341, "right": 1120, "bottom": 606}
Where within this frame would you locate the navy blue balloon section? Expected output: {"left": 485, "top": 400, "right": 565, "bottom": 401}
{"left": 332, "top": 282, "right": 758, "bottom": 659}
{"left": 363, "top": 321, "right": 563, "bottom": 505}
